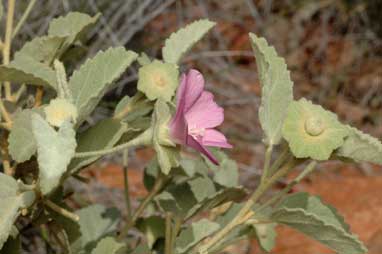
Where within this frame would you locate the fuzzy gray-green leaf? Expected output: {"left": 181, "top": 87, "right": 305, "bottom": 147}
{"left": 271, "top": 192, "right": 367, "bottom": 254}
{"left": 8, "top": 110, "right": 37, "bottom": 163}
{"left": 32, "top": 114, "right": 76, "bottom": 194}
{"left": 336, "top": 126, "right": 382, "bottom": 165}
{"left": 48, "top": 12, "right": 100, "bottom": 46}
{"left": 162, "top": 19, "right": 216, "bottom": 64}
{"left": 175, "top": 219, "right": 220, "bottom": 254}
{"left": 249, "top": 33, "right": 293, "bottom": 145}
{"left": 0, "top": 56, "right": 56, "bottom": 88}
{"left": 69, "top": 47, "right": 137, "bottom": 122}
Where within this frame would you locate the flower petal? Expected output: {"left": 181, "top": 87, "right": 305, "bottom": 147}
{"left": 202, "top": 129, "right": 232, "bottom": 148}
{"left": 185, "top": 91, "right": 224, "bottom": 129}
{"left": 183, "top": 69, "right": 205, "bottom": 112}
{"left": 186, "top": 135, "right": 219, "bottom": 165}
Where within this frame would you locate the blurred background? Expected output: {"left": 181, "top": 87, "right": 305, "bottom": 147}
{"left": 3, "top": 0, "right": 382, "bottom": 253}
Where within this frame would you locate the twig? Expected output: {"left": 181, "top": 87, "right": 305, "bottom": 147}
{"left": 122, "top": 150, "right": 132, "bottom": 221}
{"left": 3, "top": 0, "right": 16, "bottom": 101}
{"left": 34, "top": 86, "right": 44, "bottom": 107}
{"left": 12, "top": 0, "right": 37, "bottom": 38}
{"left": 44, "top": 200, "right": 80, "bottom": 222}
{"left": 0, "top": 99, "right": 12, "bottom": 125}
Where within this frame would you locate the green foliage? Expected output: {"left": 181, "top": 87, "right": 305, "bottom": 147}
{"left": 75, "top": 205, "right": 120, "bottom": 253}
{"left": 137, "top": 60, "right": 179, "bottom": 102}
{"left": 68, "top": 118, "right": 128, "bottom": 173}
{"left": 32, "top": 114, "right": 76, "bottom": 194}
{"left": 69, "top": 47, "right": 137, "bottom": 122}
{"left": 0, "top": 56, "right": 57, "bottom": 88}
{"left": 0, "top": 174, "right": 35, "bottom": 249}
{"left": 48, "top": 12, "right": 100, "bottom": 47}
{"left": 175, "top": 219, "right": 220, "bottom": 253}
{"left": 249, "top": 33, "right": 294, "bottom": 145}
{"left": 271, "top": 192, "right": 367, "bottom": 254}
{"left": 137, "top": 216, "right": 165, "bottom": 249}
{"left": 8, "top": 110, "right": 37, "bottom": 163}
{"left": 91, "top": 237, "right": 125, "bottom": 254}
{"left": 337, "top": 126, "right": 382, "bottom": 165}
{"left": 253, "top": 223, "right": 277, "bottom": 252}
{"left": 282, "top": 98, "right": 349, "bottom": 160}
{"left": 162, "top": 19, "right": 216, "bottom": 64}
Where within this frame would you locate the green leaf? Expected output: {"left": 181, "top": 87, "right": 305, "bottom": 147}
{"left": 48, "top": 12, "right": 100, "bottom": 46}
{"left": 68, "top": 118, "right": 127, "bottom": 173}
{"left": 137, "top": 216, "right": 165, "bottom": 249}
{"left": 0, "top": 174, "right": 35, "bottom": 249}
{"left": 271, "top": 192, "right": 367, "bottom": 254}
{"left": 137, "top": 60, "right": 179, "bottom": 102}
{"left": 0, "top": 233, "right": 20, "bottom": 254}
{"left": 69, "top": 47, "right": 137, "bottom": 122}
{"left": 282, "top": 98, "right": 349, "bottom": 160}
{"left": 8, "top": 110, "right": 37, "bottom": 163}
{"left": 114, "top": 94, "right": 153, "bottom": 122}
{"left": 76, "top": 204, "right": 120, "bottom": 253}
{"left": 175, "top": 219, "right": 220, "bottom": 254}
{"left": 212, "top": 155, "right": 239, "bottom": 188}
{"left": 336, "top": 126, "right": 382, "bottom": 165}
{"left": 249, "top": 33, "right": 294, "bottom": 145}
{"left": 253, "top": 223, "right": 277, "bottom": 252}
{"left": 0, "top": 56, "right": 56, "bottom": 88}
{"left": 91, "top": 237, "right": 125, "bottom": 254}
{"left": 32, "top": 114, "right": 76, "bottom": 194}
{"left": 162, "top": 19, "right": 216, "bottom": 64}
{"left": 14, "top": 36, "right": 66, "bottom": 64}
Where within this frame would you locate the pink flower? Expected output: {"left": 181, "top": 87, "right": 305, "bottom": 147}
{"left": 169, "top": 69, "right": 232, "bottom": 165}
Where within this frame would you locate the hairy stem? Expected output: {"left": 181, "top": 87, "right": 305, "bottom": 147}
{"left": 74, "top": 129, "right": 151, "bottom": 158}
{"left": 165, "top": 212, "right": 173, "bottom": 254}
{"left": 122, "top": 150, "right": 132, "bottom": 221}
{"left": 198, "top": 158, "right": 297, "bottom": 253}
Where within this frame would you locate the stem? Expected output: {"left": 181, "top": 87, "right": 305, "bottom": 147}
{"left": 255, "top": 161, "right": 318, "bottom": 213}
{"left": 118, "top": 174, "right": 166, "bottom": 240}
{"left": 12, "top": 84, "right": 26, "bottom": 102}
{"left": 122, "top": 150, "right": 132, "bottom": 221}
{"left": 0, "top": 132, "right": 13, "bottom": 175}
{"left": 268, "top": 145, "right": 290, "bottom": 176}
{"left": 12, "top": 0, "right": 37, "bottom": 38}
{"left": 260, "top": 145, "right": 273, "bottom": 182}
{"left": 198, "top": 158, "right": 298, "bottom": 253}
{"left": 44, "top": 200, "right": 80, "bottom": 222}
{"left": 3, "top": 0, "right": 16, "bottom": 100}
{"left": 34, "top": 86, "right": 44, "bottom": 107}
{"left": 74, "top": 129, "right": 151, "bottom": 158}
{"left": 0, "top": 99, "right": 12, "bottom": 125}
{"left": 165, "top": 213, "right": 173, "bottom": 254}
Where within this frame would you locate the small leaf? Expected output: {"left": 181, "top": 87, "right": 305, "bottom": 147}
{"left": 137, "top": 216, "right": 165, "bottom": 249}
{"left": 175, "top": 219, "right": 220, "bottom": 254}
{"left": 0, "top": 56, "right": 56, "bottom": 88}
{"left": 271, "top": 192, "right": 367, "bottom": 254}
{"left": 336, "top": 126, "right": 382, "bottom": 165}
{"left": 32, "top": 114, "right": 76, "bottom": 194}
{"left": 69, "top": 47, "right": 137, "bottom": 122}
{"left": 137, "top": 60, "right": 179, "bottom": 102}
{"left": 8, "top": 110, "right": 37, "bottom": 163}
{"left": 114, "top": 93, "right": 153, "bottom": 122}
{"left": 91, "top": 237, "right": 125, "bottom": 254}
{"left": 68, "top": 119, "right": 127, "bottom": 173}
{"left": 212, "top": 155, "right": 239, "bottom": 188}
{"left": 282, "top": 98, "right": 349, "bottom": 160}
{"left": 162, "top": 19, "right": 216, "bottom": 64}
{"left": 48, "top": 12, "right": 100, "bottom": 46}
{"left": 249, "top": 33, "right": 294, "bottom": 145}
{"left": 253, "top": 223, "right": 277, "bottom": 252}
{"left": 76, "top": 204, "right": 120, "bottom": 252}
{"left": 14, "top": 36, "right": 66, "bottom": 64}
